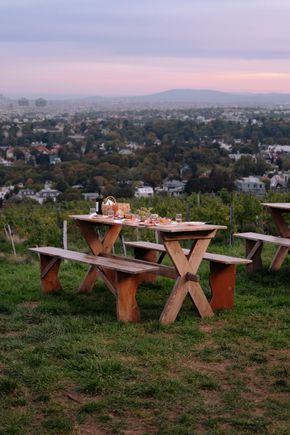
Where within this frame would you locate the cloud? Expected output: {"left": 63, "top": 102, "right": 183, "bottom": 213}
{"left": 1, "top": 0, "right": 289, "bottom": 93}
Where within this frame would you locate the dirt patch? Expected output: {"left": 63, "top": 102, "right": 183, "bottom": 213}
{"left": 17, "top": 301, "right": 40, "bottom": 309}
{"left": 0, "top": 330, "right": 21, "bottom": 337}
{"left": 64, "top": 391, "right": 87, "bottom": 404}
{"left": 73, "top": 420, "right": 108, "bottom": 435}
{"left": 199, "top": 320, "right": 226, "bottom": 334}
{"left": 5, "top": 254, "right": 28, "bottom": 263}
{"left": 186, "top": 359, "right": 231, "bottom": 375}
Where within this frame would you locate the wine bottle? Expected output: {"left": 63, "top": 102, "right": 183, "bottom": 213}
{"left": 95, "top": 194, "right": 100, "bottom": 214}
{"left": 95, "top": 190, "right": 103, "bottom": 215}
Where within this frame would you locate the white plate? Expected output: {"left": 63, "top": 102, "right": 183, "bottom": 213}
{"left": 185, "top": 221, "right": 206, "bottom": 225}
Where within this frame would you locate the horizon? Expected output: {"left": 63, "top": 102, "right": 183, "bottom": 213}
{"left": 1, "top": 1, "right": 290, "bottom": 96}
{"left": 3, "top": 87, "right": 290, "bottom": 101}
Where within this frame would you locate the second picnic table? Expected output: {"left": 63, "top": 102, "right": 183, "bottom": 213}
{"left": 262, "top": 202, "right": 290, "bottom": 270}
{"left": 235, "top": 202, "right": 290, "bottom": 272}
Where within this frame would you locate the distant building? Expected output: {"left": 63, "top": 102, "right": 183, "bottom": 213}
{"left": 18, "top": 188, "right": 35, "bottom": 199}
{"left": 135, "top": 186, "right": 154, "bottom": 198}
{"left": 270, "top": 173, "right": 290, "bottom": 191}
{"left": 49, "top": 155, "right": 61, "bottom": 165}
{"left": 0, "top": 157, "right": 12, "bottom": 167}
{"left": 82, "top": 192, "right": 99, "bottom": 201}
{"left": 0, "top": 185, "right": 14, "bottom": 200}
{"left": 229, "top": 152, "right": 252, "bottom": 161}
{"left": 36, "top": 187, "right": 60, "bottom": 203}
{"left": 18, "top": 183, "right": 60, "bottom": 204}
{"left": 156, "top": 179, "right": 185, "bottom": 196}
{"left": 6, "top": 147, "right": 15, "bottom": 160}
{"left": 236, "top": 176, "right": 266, "bottom": 195}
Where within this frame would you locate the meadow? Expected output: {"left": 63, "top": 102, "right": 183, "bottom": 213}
{"left": 0, "top": 235, "right": 289, "bottom": 434}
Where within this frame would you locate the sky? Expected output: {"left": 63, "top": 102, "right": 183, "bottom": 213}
{"left": 1, "top": 0, "right": 290, "bottom": 97}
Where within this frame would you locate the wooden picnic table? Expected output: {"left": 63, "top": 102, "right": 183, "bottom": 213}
{"left": 70, "top": 214, "right": 226, "bottom": 324}
{"left": 261, "top": 202, "right": 290, "bottom": 270}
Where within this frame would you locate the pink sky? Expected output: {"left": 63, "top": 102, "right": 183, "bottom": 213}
{"left": 1, "top": 0, "right": 290, "bottom": 97}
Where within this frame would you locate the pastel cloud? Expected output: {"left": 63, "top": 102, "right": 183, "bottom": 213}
{"left": 0, "top": 0, "right": 289, "bottom": 95}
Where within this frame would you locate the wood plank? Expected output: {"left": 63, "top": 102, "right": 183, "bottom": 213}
{"left": 40, "top": 256, "right": 60, "bottom": 279}
{"left": 268, "top": 209, "right": 290, "bottom": 238}
{"left": 78, "top": 266, "right": 99, "bottom": 293}
{"left": 261, "top": 202, "right": 290, "bottom": 210}
{"left": 209, "top": 263, "right": 235, "bottom": 310}
{"left": 104, "top": 253, "right": 178, "bottom": 279}
{"left": 116, "top": 272, "right": 140, "bottom": 322}
{"left": 39, "top": 254, "right": 61, "bottom": 294}
{"left": 124, "top": 241, "right": 251, "bottom": 265}
{"left": 159, "top": 276, "right": 191, "bottom": 324}
{"left": 102, "top": 224, "right": 122, "bottom": 253}
{"left": 75, "top": 220, "right": 103, "bottom": 255}
{"left": 245, "top": 239, "right": 263, "bottom": 272}
{"left": 235, "top": 232, "right": 290, "bottom": 247}
{"left": 70, "top": 215, "right": 226, "bottom": 233}
{"left": 187, "top": 281, "right": 214, "bottom": 318}
{"left": 188, "top": 238, "right": 213, "bottom": 275}
{"left": 270, "top": 246, "right": 289, "bottom": 271}
{"left": 30, "top": 247, "right": 159, "bottom": 274}
{"left": 161, "top": 237, "right": 214, "bottom": 319}
{"left": 246, "top": 240, "right": 263, "bottom": 260}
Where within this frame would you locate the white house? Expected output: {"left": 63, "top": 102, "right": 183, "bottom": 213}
{"left": 134, "top": 186, "right": 154, "bottom": 198}
{"left": 155, "top": 180, "right": 185, "bottom": 196}
{"left": 270, "top": 173, "right": 290, "bottom": 191}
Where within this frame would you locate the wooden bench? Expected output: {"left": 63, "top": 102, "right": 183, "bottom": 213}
{"left": 234, "top": 232, "right": 290, "bottom": 272}
{"left": 29, "top": 246, "right": 159, "bottom": 322}
{"left": 124, "top": 241, "right": 251, "bottom": 310}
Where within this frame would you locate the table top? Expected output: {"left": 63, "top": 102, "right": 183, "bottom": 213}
{"left": 262, "top": 203, "right": 290, "bottom": 211}
{"left": 70, "top": 214, "right": 226, "bottom": 233}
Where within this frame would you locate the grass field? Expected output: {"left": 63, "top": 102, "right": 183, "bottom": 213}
{"left": 0, "top": 241, "right": 290, "bottom": 434}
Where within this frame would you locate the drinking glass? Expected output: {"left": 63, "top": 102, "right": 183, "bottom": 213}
{"left": 175, "top": 213, "right": 182, "bottom": 223}
{"left": 89, "top": 208, "right": 96, "bottom": 216}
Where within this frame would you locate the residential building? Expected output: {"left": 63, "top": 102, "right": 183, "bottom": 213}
{"left": 236, "top": 176, "right": 266, "bottom": 195}
{"left": 134, "top": 186, "right": 154, "bottom": 198}
{"left": 156, "top": 179, "right": 185, "bottom": 196}
{"left": 270, "top": 173, "right": 290, "bottom": 191}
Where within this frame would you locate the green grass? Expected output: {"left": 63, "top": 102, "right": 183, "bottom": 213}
{"left": 0, "top": 243, "right": 290, "bottom": 434}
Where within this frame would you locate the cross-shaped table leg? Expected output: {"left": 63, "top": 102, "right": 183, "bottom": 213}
{"left": 76, "top": 221, "right": 122, "bottom": 292}
{"left": 268, "top": 208, "right": 290, "bottom": 271}
{"left": 159, "top": 234, "right": 215, "bottom": 324}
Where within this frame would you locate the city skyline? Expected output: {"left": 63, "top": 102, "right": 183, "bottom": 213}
{"left": 1, "top": 0, "right": 290, "bottom": 97}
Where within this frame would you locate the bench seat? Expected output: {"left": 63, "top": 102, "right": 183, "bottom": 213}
{"left": 124, "top": 240, "right": 251, "bottom": 310}
{"left": 234, "top": 232, "right": 290, "bottom": 247}
{"left": 30, "top": 247, "right": 158, "bottom": 274}
{"left": 30, "top": 247, "right": 159, "bottom": 322}
{"left": 234, "top": 232, "right": 290, "bottom": 272}
{"left": 124, "top": 241, "right": 251, "bottom": 265}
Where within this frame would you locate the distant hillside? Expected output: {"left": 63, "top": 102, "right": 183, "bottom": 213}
{"left": 3, "top": 89, "right": 290, "bottom": 108}
{"left": 88, "top": 89, "right": 290, "bottom": 106}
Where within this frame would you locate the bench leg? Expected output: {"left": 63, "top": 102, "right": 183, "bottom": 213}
{"left": 209, "top": 263, "right": 235, "bottom": 310}
{"left": 79, "top": 265, "right": 99, "bottom": 292}
{"left": 270, "top": 246, "right": 289, "bottom": 271}
{"left": 134, "top": 247, "right": 157, "bottom": 283}
{"left": 246, "top": 240, "right": 263, "bottom": 272}
{"left": 116, "top": 272, "right": 140, "bottom": 322}
{"left": 40, "top": 254, "right": 62, "bottom": 293}
{"left": 79, "top": 266, "right": 117, "bottom": 294}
